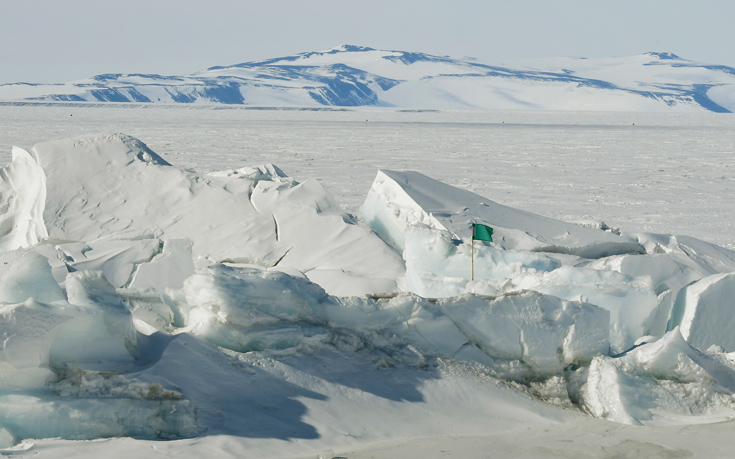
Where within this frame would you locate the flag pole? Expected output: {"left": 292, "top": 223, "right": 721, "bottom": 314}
{"left": 471, "top": 223, "right": 493, "bottom": 282}
{"left": 471, "top": 224, "right": 475, "bottom": 281}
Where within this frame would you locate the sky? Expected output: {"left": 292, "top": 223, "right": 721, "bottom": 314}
{"left": 2, "top": 0, "right": 735, "bottom": 84}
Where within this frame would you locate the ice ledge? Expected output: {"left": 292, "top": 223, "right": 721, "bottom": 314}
{"left": 0, "top": 146, "right": 48, "bottom": 252}
{"left": 360, "top": 169, "right": 643, "bottom": 256}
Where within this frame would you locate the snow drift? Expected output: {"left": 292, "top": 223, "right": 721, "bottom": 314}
{"left": 581, "top": 328, "right": 735, "bottom": 425}
{"left": 1, "top": 132, "right": 735, "bottom": 447}
{"left": 29, "top": 133, "right": 405, "bottom": 296}
{"left": 360, "top": 169, "right": 735, "bottom": 354}
{"left": 183, "top": 264, "right": 608, "bottom": 377}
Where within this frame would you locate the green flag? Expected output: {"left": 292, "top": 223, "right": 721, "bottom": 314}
{"left": 472, "top": 223, "right": 494, "bottom": 242}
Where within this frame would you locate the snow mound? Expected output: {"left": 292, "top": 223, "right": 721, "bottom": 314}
{"left": 0, "top": 147, "right": 48, "bottom": 251}
{"left": 580, "top": 328, "right": 735, "bottom": 425}
{"left": 182, "top": 264, "right": 608, "bottom": 377}
{"left": 361, "top": 169, "right": 735, "bottom": 354}
{"left": 0, "top": 250, "right": 66, "bottom": 304}
{"left": 0, "top": 245, "right": 195, "bottom": 443}
{"left": 55, "top": 270, "right": 139, "bottom": 367}
{"left": 360, "top": 170, "right": 644, "bottom": 255}
{"left": 668, "top": 272, "right": 735, "bottom": 351}
{"left": 0, "top": 249, "right": 138, "bottom": 371}
{"left": 0, "top": 368, "right": 196, "bottom": 441}
{"left": 4, "top": 133, "right": 735, "bottom": 448}
{"left": 0, "top": 299, "right": 69, "bottom": 390}
{"left": 22, "top": 133, "right": 404, "bottom": 296}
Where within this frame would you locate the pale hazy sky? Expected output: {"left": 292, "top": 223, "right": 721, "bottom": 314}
{"left": 2, "top": 0, "right": 734, "bottom": 84}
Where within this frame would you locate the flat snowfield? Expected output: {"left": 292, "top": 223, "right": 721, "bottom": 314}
{"left": 1, "top": 104, "right": 735, "bottom": 458}
{"left": 2, "top": 105, "right": 734, "bottom": 247}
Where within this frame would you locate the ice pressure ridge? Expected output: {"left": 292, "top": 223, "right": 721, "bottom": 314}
{"left": 2, "top": 133, "right": 735, "bottom": 445}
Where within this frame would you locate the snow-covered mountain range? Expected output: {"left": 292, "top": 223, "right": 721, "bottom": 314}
{"left": 2, "top": 45, "right": 735, "bottom": 112}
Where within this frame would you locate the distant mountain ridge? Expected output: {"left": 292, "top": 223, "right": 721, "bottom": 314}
{"left": 2, "top": 45, "right": 734, "bottom": 112}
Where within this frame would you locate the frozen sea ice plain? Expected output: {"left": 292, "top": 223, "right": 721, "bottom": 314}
{"left": 1, "top": 132, "right": 735, "bottom": 454}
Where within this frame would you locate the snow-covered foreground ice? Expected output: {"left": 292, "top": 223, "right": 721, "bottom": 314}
{"left": 0, "top": 106, "right": 734, "bottom": 457}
